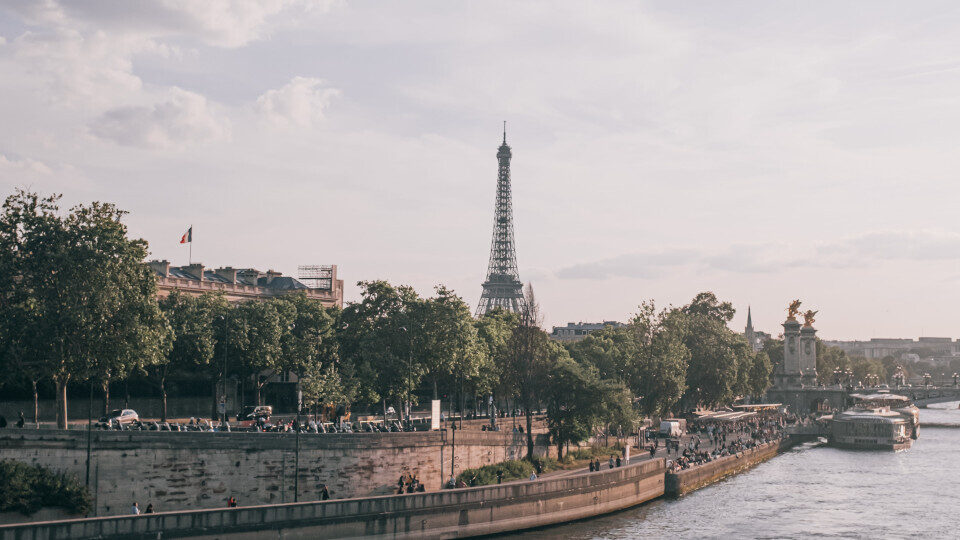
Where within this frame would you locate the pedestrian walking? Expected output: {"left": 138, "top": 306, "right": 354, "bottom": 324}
{"left": 16, "top": 411, "right": 25, "bottom": 429}
{"left": 608, "top": 456, "right": 614, "bottom": 469}
{"left": 616, "top": 456, "right": 622, "bottom": 467}
{"left": 321, "top": 485, "right": 330, "bottom": 500}
{"left": 130, "top": 502, "right": 140, "bottom": 515}
{"left": 496, "top": 470, "right": 504, "bottom": 484}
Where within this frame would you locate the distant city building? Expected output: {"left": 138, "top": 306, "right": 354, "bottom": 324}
{"left": 822, "top": 337, "right": 959, "bottom": 360}
{"left": 550, "top": 321, "right": 626, "bottom": 342}
{"left": 743, "top": 306, "right": 764, "bottom": 352}
{"left": 147, "top": 260, "right": 343, "bottom": 307}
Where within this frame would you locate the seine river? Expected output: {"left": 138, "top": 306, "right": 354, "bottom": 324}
{"left": 508, "top": 404, "right": 960, "bottom": 540}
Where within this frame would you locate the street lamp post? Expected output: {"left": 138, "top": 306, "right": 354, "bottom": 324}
{"left": 290, "top": 323, "right": 301, "bottom": 503}
{"left": 399, "top": 327, "right": 410, "bottom": 426}
{"left": 217, "top": 315, "right": 228, "bottom": 424}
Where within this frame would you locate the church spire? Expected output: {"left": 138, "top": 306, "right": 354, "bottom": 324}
{"left": 746, "top": 305, "right": 754, "bottom": 331}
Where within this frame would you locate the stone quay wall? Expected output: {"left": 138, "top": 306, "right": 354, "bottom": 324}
{"left": 664, "top": 438, "right": 797, "bottom": 497}
{"left": 0, "top": 429, "right": 550, "bottom": 516}
{"left": 0, "top": 458, "right": 666, "bottom": 540}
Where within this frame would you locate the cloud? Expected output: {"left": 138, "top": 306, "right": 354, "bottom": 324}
{"left": 4, "top": 0, "right": 335, "bottom": 48}
{"left": 89, "top": 88, "right": 229, "bottom": 148}
{"left": 557, "top": 231, "right": 960, "bottom": 280}
{"left": 0, "top": 153, "right": 53, "bottom": 175}
{"left": 556, "top": 249, "right": 701, "bottom": 280}
{"left": 8, "top": 28, "right": 147, "bottom": 103}
{"left": 256, "top": 77, "right": 340, "bottom": 127}
{"left": 816, "top": 230, "right": 960, "bottom": 266}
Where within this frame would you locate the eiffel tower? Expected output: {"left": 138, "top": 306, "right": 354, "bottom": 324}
{"left": 476, "top": 123, "right": 525, "bottom": 316}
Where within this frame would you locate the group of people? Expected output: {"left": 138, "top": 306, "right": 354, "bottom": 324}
{"left": 587, "top": 455, "right": 623, "bottom": 472}
{"left": 399, "top": 474, "right": 427, "bottom": 493}
{"left": 129, "top": 502, "right": 154, "bottom": 515}
{"left": 663, "top": 415, "right": 789, "bottom": 472}
{"left": 0, "top": 411, "right": 26, "bottom": 429}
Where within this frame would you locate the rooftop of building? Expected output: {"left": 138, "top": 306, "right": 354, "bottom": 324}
{"left": 148, "top": 260, "right": 331, "bottom": 292}
{"left": 552, "top": 321, "right": 625, "bottom": 331}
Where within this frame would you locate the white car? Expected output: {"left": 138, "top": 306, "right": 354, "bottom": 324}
{"left": 101, "top": 409, "right": 139, "bottom": 426}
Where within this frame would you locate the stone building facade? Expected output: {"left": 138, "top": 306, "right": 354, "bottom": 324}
{"left": 147, "top": 260, "right": 343, "bottom": 308}
{"left": 550, "top": 321, "right": 625, "bottom": 342}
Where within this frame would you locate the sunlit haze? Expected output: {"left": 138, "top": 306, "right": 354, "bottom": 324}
{"left": 4, "top": 1, "right": 960, "bottom": 339}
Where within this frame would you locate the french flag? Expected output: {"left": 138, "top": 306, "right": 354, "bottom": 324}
{"left": 180, "top": 227, "right": 192, "bottom": 244}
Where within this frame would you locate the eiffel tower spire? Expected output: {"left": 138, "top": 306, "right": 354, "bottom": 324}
{"left": 476, "top": 124, "right": 524, "bottom": 316}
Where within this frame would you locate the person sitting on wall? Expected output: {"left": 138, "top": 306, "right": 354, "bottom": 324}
{"left": 145, "top": 504, "right": 154, "bottom": 514}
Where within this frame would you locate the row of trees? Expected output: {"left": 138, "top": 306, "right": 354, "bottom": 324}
{"left": 0, "top": 190, "right": 771, "bottom": 459}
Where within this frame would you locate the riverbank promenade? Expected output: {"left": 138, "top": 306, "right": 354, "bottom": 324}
{"left": 0, "top": 435, "right": 799, "bottom": 539}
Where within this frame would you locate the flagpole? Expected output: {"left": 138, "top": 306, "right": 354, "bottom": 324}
{"left": 189, "top": 224, "right": 193, "bottom": 265}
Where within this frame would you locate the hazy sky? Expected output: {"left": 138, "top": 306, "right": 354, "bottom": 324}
{"left": 3, "top": 1, "right": 960, "bottom": 340}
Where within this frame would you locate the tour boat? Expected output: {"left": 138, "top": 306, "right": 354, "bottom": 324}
{"left": 828, "top": 394, "right": 919, "bottom": 451}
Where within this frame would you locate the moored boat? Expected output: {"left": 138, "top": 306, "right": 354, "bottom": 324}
{"left": 828, "top": 393, "right": 918, "bottom": 451}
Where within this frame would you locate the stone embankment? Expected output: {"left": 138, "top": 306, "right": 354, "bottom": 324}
{"left": 0, "top": 458, "right": 666, "bottom": 540}
{"left": 0, "top": 433, "right": 802, "bottom": 539}
{"left": 0, "top": 429, "right": 550, "bottom": 515}
{"left": 664, "top": 438, "right": 797, "bottom": 497}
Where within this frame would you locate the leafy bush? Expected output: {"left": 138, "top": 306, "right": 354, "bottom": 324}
{"left": 457, "top": 459, "right": 534, "bottom": 486}
{"left": 0, "top": 460, "right": 92, "bottom": 516}
{"left": 457, "top": 456, "right": 564, "bottom": 487}
{"left": 567, "top": 445, "right": 621, "bottom": 461}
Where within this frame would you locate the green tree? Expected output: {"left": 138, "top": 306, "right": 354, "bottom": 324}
{"left": 504, "top": 284, "right": 552, "bottom": 458}
{"left": 345, "top": 281, "right": 422, "bottom": 420}
{"left": 413, "top": 286, "right": 484, "bottom": 419}
{"left": 543, "top": 356, "right": 601, "bottom": 460}
{"left": 682, "top": 291, "right": 735, "bottom": 323}
{"left": 474, "top": 308, "right": 519, "bottom": 423}
{"left": 747, "top": 351, "right": 773, "bottom": 397}
{"left": 669, "top": 293, "right": 749, "bottom": 410}
{"left": 339, "top": 280, "right": 419, "bottom": 410}
{"left": 566, "top": 302, "right": 688, "bottom": 418}
{"left": 156, "top": 291, "right": 224, "bottom": 421}
{"left": 275, "top": 293, "right": 338, "bottom": 412}
{"left": 761, "top": 338, "right": 784, "bottom": 383}
{"left": 0, "top": 191, "right": 167, "bottom": 428}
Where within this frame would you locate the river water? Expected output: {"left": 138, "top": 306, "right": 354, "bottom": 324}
{"left": 508, "top": 404, "right": 960, "bottom": 540}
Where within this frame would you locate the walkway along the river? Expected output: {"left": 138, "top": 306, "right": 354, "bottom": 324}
{"left": 0, "top": 439, "right": 796, "bottom": 540}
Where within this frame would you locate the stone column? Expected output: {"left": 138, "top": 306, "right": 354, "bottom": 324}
{"left": 800, "top": 325, "right": 818, "bottom": 386}
{"left": 779, "top": 318, "right": 802, "bottom": 388}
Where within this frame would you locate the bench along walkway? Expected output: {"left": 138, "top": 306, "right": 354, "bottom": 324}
{"left": 0, "top": 459, "right": 665, "bottom": 540}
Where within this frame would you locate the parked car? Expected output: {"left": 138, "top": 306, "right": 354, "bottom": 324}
{"left": 100, "top": 409, "right": 139, "bottom": 426}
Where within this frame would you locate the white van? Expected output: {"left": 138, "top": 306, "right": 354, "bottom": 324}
{"left": 659, "top": 420, "right": 684, "bottom": 438}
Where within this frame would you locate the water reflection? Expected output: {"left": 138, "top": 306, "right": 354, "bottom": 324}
{"left": 506, "top": 404, "right": 960, "bottom": 540}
